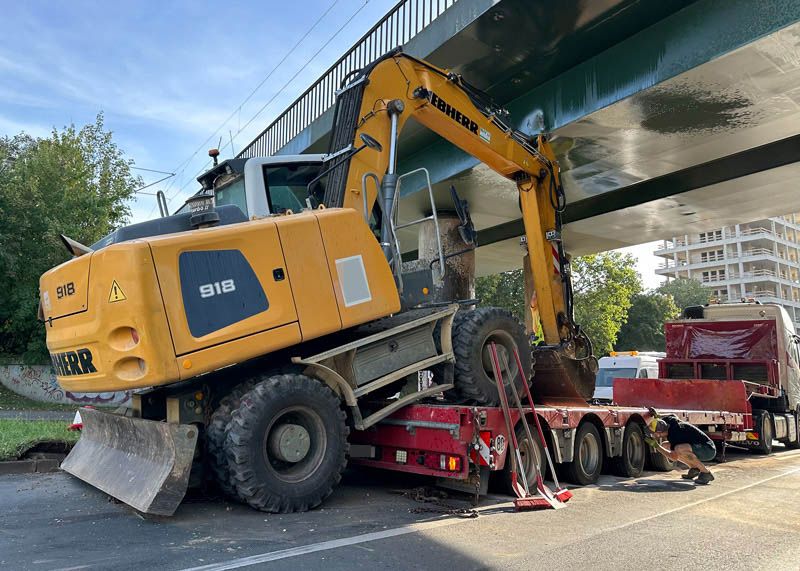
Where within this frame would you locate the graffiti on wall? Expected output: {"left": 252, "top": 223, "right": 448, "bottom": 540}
{"left": 0, "top": 365, "right": 131, "bottom": 406}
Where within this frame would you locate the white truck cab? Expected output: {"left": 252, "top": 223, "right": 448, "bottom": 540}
{"left": 593, "top": 351, "right": 665, "bottom": 402}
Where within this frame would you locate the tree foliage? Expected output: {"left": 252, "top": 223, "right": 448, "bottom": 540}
{"left": 656, "top": 278, "right": 709, "bottom": 312}
{"left": 475, "top": 269, "right": 525, "bottom": 322}
{"left": 571, "top": 252, "right": 641, "bottom": 355}
{"left": 614, "top": 292, "right": 680, "bottom": 352}
{"left": 0, "top": 115, "right": 139, "bottom": 362}
{"left": 476, "top": 252, "right": 641, "bottom": 355}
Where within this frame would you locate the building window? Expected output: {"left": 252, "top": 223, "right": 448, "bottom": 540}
{"left": 702, "top": 269, "right": 726, "bottom": 283}
{"left": 699, "top": 230, "right": 723, "bottom": 243}
{"left": 700, "top": 249, "right": 724, "bottom": 263}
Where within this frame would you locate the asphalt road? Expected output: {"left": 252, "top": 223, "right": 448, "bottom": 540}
{"left": 1, "top": 446, "right": 799, "bottom": 571}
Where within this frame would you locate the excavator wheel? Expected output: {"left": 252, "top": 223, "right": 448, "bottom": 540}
{"left": 451, "top": 307, "right": 531, "bottom": 406}
{"left": 206, "top": 381, "right": 255, "bottom": 497}
{"left": 225, "top": 373, "right": 350, "bottom": 513}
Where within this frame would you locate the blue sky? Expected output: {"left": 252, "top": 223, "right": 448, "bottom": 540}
{"left": 0, "top": 0, "right": 398, "bottom": 220}
{"left": 1, "top": 0, "right": 663, "bottom": 287}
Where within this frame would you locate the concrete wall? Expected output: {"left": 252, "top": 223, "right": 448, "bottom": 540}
{"left": 0, "top": 365, "right": 131, "bottom": 407}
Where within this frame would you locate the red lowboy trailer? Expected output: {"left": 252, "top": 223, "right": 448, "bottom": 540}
{"left": 349, "top": 303, "right": 800, "bottom": 493}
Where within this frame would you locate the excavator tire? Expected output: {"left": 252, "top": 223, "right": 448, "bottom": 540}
{"left": 225, "top": 374, "right": 350, "bottom": 513}
{"left": 451, "top": 307, "right": 531, "bottom": 406}
{"left": 206, "top": 381, "right": 255, "bottom": 497}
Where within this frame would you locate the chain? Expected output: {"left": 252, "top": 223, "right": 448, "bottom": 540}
{"left": 394, "top": 487, "right": 479, "bottom": 519}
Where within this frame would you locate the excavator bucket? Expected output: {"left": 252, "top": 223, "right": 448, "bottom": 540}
{"left": 533, "top": 348, "right": 598, "bottom": 405}
{"left": 61, "top": 408, "right": 198, "bottom": 516}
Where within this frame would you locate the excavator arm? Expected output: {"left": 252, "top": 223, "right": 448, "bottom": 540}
{"left": 323, "top": 50, "right": 596, "bottom": 401}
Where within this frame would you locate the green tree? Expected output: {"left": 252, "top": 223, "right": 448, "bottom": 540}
{"left": 0, "top": 114, "right": 139, "bottom": 362}
{"left": 656, "top": 277, "right": 709, "bottom": 311}
{"left": 476, "top": 252, "right": 641, "bottom": 355}
{"left": 572, "top": 252, "right": 641, "bottom": 354}
{"left": 614, "top": 291, "right": 680, "bottom": 352}
{"left": 475, "top": 269, "right": 525, "bottom": 321}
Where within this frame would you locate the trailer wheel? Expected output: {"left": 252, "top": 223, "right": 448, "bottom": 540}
{"left": 451, "top": 307, "right": 531, "bottom": 406}
{"left": 610, "top": 422, "right": 645, "bottom": 478}
{"left": 645, "top": 447, "right": 675, "bottom": 472}
{"left": 564, "top": 422, "right": 603, "bottom": 485}
{"left": 225, "top": 374, "right": 349, "bottom": 513}
{"left": 787, "top": 407, "right": 800, "bottom": 450}
{"left": 504, "top": 422, "right": 547, "bottom": 493}
{"left": 207, "top": 381, "right": 255, "bottom": 497}
{"left": 752, "top": 410, "right": 774, "bottom": 455}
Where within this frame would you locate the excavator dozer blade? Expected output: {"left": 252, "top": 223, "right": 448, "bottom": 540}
{"left": 532, "top": 349, "right": 598, "bottom": 406}
{"left": 60, "top": 408, "right": 198, "bottom": 516}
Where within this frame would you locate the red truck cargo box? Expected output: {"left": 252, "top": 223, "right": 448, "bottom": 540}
{"left": 613, "top": 378, "right": 750, "bottom": 413}
{"left": 665, "top": 319, "right": 777, "bottom": 360}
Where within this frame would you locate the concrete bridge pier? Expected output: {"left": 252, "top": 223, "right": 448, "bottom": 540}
{"left": 416, "top": 213, "right": 475, "bottom": 303}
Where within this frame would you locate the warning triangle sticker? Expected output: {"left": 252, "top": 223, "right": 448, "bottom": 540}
{"left": 108, "top": 280, "right": 127, "bottom": 303}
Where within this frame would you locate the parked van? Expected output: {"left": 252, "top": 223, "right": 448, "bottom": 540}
{"left": 593, "top": 351, "right": 665, "bottom": 402}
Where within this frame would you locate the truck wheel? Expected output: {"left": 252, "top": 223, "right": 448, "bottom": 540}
{"left": 787, "top": 407, "right": 800, "bottom": 450}
{"left": 225, "top": 374, "right": 350, "bottom": 513}
{"left": 645, "top": 448, "right": 675, "bottom": 472}
{"left": 206, "top": 381, "right": 254, "bottom": 497}
{"left": 504, "top": 422, "right": 547, "bottom": 493}
{"left": 610, "top": 422, "right": 645, "bottom": 478}
{"left": 564, "top": 422, "right": 603, "bottom": 485}
{"left": 753, "top": 410, "right": 774, "bottom": 455}
{"left": 451, "top": 307, "right": 531, "bottom": 406}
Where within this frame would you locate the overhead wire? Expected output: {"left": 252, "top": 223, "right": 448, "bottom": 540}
{"left": 160, "top": 0, "right": 341, "bottom": 198}
{"left": 159, "top": 0, "right": 373, "bottom": 214}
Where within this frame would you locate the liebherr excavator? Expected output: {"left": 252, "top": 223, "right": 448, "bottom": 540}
{"left": 40, "top": 49, "right": 597, "bottom": 516}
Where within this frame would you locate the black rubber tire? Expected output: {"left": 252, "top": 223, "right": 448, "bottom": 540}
{"left": 645, "top": 447, "right": 676, "bottom": 472}
{"left": 564, "top": 422, "right": 603, "bottom": 485}
{"left": 504, "top": 421, "right": 547, "bottom": 494}
{"left": 752, "top": 410, "right": 774, "bottom": 455}
{"left": 226, "top": 374, "right": 349, "bottom": 513}
{"left": 611, "top": 422, "right": 646, "bottom": 478}
{"left": 206, "top": 381, "right": 254, "bottom": 497}
{"left": 786, "top": 407, "right": 800, "bottom": 450}
{"left": 450, "top": 307, "right": 531, "bottom": 406}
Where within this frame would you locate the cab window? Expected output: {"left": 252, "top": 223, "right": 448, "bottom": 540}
{"left": 263, "top": 163, "right": 326, "bottom": 214}
{"left": 214, "top": 175, "right": 248, "bottom": 217}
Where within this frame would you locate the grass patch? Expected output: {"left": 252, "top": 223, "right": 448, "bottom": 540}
{"left": 0, "top": 384, "right": 80, "bottom": 412}
{"left": 0, "top": 419, "right": 79, "bottom": 461}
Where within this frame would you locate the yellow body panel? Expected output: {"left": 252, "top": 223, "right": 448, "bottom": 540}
{"left": 40, "top": 254, "right": 91, "bottom": 320}
{"left": 41, "top": 207, "right": 399, "bottom": 392}
{"left": 177, "top": 323, "right": 301, "bottom": 381}
{"left": 276, "top": 212, "right": 342, "bottom": 340}
{"left": 316, "top": 209, "right": 400, "bottom": 328}
{"left": 40, "top": 242, "right": 179, "bottom": 392}
{"left": 148, "top": 218, "right": 298, "bottom": 356}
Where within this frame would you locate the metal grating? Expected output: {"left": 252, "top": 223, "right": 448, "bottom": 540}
{"left": 237, "top": 0, "right": 458, "bottom": 159}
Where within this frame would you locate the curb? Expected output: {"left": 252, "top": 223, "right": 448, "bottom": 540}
{"left": 0, "top": 459, "right": 61, "bottom": 475}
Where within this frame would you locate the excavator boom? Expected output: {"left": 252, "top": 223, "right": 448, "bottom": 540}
{"left": 323, "top": 49, "right": 596, "bottom": 400}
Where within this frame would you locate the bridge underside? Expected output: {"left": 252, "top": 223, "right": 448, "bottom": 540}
{"left": 272, "top": 0, "right": 800, "bottom": 275}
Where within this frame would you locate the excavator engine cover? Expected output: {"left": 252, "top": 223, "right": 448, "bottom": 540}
{"left": 60, "top": 408, "right": 198, "bottom": 516}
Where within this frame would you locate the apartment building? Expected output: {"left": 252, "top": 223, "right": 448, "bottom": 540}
{"left": 654, "top": 214, "right": 800, "bottom": 331}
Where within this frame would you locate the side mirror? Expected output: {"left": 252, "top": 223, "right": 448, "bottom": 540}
{"left": 359, "top": 133, "right": 382, "bottom": 152}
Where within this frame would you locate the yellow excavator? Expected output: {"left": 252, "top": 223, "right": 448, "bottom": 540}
{"left": 40, "top": 49, "right": 596, "bottom": 516}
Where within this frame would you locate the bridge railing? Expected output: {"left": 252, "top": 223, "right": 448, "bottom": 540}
{"left": 238, "top": 0, "right": 458, "bottom": 159}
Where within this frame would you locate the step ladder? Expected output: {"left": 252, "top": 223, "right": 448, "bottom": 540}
{"left": 487, "top": 342, "right": 569, "bottom": 510}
